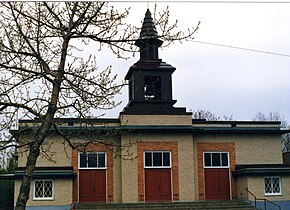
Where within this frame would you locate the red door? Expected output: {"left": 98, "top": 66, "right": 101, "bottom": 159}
{"left": 79, "top": 170, "right": 106, "bottom": 202}
{"left": 145, "top": 169, "right": 171, "bottom": 202}
{"left": 205, "top": 168, "right": 230, "bottom": 200}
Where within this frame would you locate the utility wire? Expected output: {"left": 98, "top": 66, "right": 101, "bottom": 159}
{"left": 105, "top": 0, "right": 290, "bottom": 57}
{"left": 191, "top": 40, "right": 290, "bottom": 57}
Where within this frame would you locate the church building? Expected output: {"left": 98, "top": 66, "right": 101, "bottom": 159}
{"left": 4, "top": 9, "right": 290, "bottom": 210}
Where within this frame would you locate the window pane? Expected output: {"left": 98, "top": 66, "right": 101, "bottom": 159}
{"left": 145, "top": 152, "right": 152, "bottom": 167}
{"left": 153, "top": 152, "right": 162, "bottom": 166}
{"left": 264, "top": 177, "right": 281, "bottom": 194}
{"left": 80, "top": 153, "right": 87, "bottom": 168}
{"left": 43, "top": 181, "right": 53, "bottom": 197}
{"left": 272, "top": 177, "right": 281, "bottom": 193}
{"left": 88, "top": 154, "right": 97, "bottom": 167}
{"left": 163, "top": 152, "right": 170, "bottom": 166}
{"left": 264, "top": 177, "right": 272, "bottom": 194}
{"left": 98, "top": 153, "right": 105, "bottom": 167}
{"left": 35, "top": 181, "right": 43, "bottom": 198}
{"left": 221, "top": 153, "right": 228, "bottom": 166}
{"left": 212, "top": 153, "right": 221, "bottom": 166}
{"left": 35, "top": 180, "right": 53, "bottom": 199}
{"left": 204, "top": 153, "right": 211, "bottom": 167}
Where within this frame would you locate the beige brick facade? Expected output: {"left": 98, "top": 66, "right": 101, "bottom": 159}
{"left": 18, "top": 136, "right": 72, "bottom": 168}
{"left": 14, "top": 119, "right": 288, "bottom": 207}
{"left": 237, "top": 176, "right": 290, "bottom": 201}
{"left": 14, "top": 179, "right": 72, "bottom": 207}
{"left": 236, "top": 176, "right": 249, "bottom": 200}
{"left": 120, "top": 134, "right": 138, "bottom": 202}
{"left": 113, "top": 145, "right": 122, "bottom": 203}
{"left": 178, "top": 133, "right": 195, "bottom": 201}
{"left": 194, "top": 133, "right": 283, "bottom": 165}
{"left": 120, "top": 114, "right": 192, "bottom": 125}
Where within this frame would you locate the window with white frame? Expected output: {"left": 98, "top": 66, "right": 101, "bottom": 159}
{"left": 264, "top": 177, "right": 282, "bottom": 195}
{"left": 204, "top": 152, "right": 229, "bottom": 168}
{"left": 34, "top": 180, "right": 53, "bottom": 200}
{"left": 79, "top": 152, "right": 106, "bottom": 169}
{"left": 144, "top": 151, "right": 171, "bottom": 168}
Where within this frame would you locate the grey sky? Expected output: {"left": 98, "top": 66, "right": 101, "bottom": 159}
{"left": 93, "top": 1, "right": 290, "bottom": 122}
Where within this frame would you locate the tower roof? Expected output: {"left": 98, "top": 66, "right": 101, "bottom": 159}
{"left": 139, "top": 9, "right": 158, "bottom": 40}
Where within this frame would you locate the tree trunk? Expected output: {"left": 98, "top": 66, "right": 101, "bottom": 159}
{"left": 14, "top": 36, "right": 69, "bottom": 210}
{"left": 15, "top": 136, "right": 44, "bottom": 210}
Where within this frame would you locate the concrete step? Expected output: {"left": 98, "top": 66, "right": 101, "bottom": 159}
{"left": 74, "top": 200, "right": 255, "bottom": 210}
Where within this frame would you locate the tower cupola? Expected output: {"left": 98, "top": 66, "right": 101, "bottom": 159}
{"left": 121, "top": 9, "right": 187, "bottom": 115}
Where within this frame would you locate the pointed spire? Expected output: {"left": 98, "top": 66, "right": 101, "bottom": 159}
{"left": 135, "top": 9, "right": 163, "bottom": 60}
{"left": 139, "top": 9, "right": 158, "bottom": 39}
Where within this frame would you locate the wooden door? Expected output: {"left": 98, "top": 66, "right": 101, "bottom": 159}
{"left": 79, "top": 170, "right": 106, "bottom": 202}
{"left": 205, "top": 168, "right": 230, "bottom": 200}
{"left": 145, "top": 169, "right": 171, "bottom": 202}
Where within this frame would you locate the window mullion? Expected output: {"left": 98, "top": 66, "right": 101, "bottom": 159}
{"left": 42, "top": 181, "right": 45, "bottom": 198}
{"left": 86, "top": 153, "right": 89, "bottom": 168}
{"left": 270, "top": 178, "right": 273, "bottom": 193}
{"left": 272, "top": 177, "right": 275, "bottom": 193}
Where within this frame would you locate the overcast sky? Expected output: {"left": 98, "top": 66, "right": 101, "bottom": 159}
{"left": 93, "top": 1, "right": 290, "bottom": 123}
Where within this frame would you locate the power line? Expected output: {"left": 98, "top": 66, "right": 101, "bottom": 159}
{"left": 191, "top": 40, "right": 290, "bottom": 57}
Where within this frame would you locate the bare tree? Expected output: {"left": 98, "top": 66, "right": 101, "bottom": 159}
{"left": 0, "top": 2, "right": 199, "bottom": 209}
{"left": 252, "top": 111, "right": 288, "bottom": 127}
{"left": 252, "top": 111, "right": 290, "bottom": 152}
{"left": 192, "top": 109, "right": 234, "bottom": 121}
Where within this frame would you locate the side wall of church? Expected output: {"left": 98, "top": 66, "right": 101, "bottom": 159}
{"left": 17, "top": 135, "right": 72, "bottom": 167}
{"left": 194, "top": 133, "right": 283, "bottom": 165}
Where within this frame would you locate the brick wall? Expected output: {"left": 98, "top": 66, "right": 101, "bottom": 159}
{"left": 178, "top": 134, "right": 195, "bottom": 200}
{"left": 197, "top": 142, "right": 237, "bottom": 200}
{"left": 71, "top": 143, "right": 114, "bottom": 203}
{"left": 18, "top": 136, "right": 72, "bottom": 167}
{"left": 137, "top": 141, "right": 179, "bottom": 201}
{"left": 195, "top": 133, "right": 282, "bottom": 165}
{"left": 120, "top": 114, "right": 192, "bottom": 125}
{"left": 14, "top": 179, "right": 72, "bottom": 207}
{"left": 245, "top": 176, "right": 290, "bottom": 201}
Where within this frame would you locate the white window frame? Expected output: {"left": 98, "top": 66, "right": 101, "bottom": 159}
{"left": 144, "top": 151, "right": 172, "bottom": 169}
{"left": 203, "top": 152, "right": 230, "bottom": 168}
{"left": 78, "top": 152, "right": 107, "bottom": 169}
{"left": 264, "top": 176, "right": 282, "bottom": 196}
{"left": 33, "top": 180, "right": 54, "bottom": 200}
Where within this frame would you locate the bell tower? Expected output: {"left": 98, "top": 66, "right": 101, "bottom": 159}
{"left": 122, "top": 9, "right": 187, "bottom": 114}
